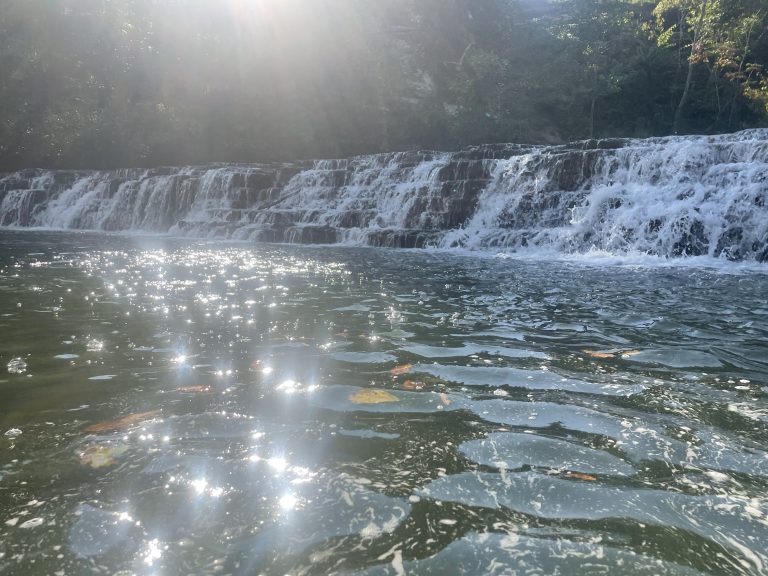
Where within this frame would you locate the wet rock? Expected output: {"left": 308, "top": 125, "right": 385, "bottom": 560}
{"left": 715, "top": 227, "right": 745, "bottom": 260}
{"left": 0, "top": 130, "right": 766, "bottom": 260}
{"left": 672, "top": 220, "right": 708, "bottom": 257}
{"left": 366, "top": 229, "right": 436, "bottom": 248}
{"left": 286, "top": 225, "right": 337, "bottom": 244}
{"left": 246, "top": 170, "right": 276, "bottom": 189}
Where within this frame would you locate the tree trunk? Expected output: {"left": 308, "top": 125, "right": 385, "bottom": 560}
{"left": 728, "top": 22, "right": 755, "bottom": 130}
{"left": 673, "top": 0, "right": 709, "bottom": 134}
{"left": 589, "top": 65, "right": 598, "bottom": 139}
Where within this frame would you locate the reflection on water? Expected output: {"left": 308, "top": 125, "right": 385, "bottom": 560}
{"left": 0, "top": 231, "right": 767, "bottom": 575}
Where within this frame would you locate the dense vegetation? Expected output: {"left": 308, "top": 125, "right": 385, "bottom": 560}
{"left": 1, "top": 0, "right": 766, "bottom": 170}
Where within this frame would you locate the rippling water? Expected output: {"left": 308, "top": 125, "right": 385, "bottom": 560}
{"left": 1, "top": 231, "right": 767, "bottom": 575}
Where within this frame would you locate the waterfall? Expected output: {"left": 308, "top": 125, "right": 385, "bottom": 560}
{"left": 1, "top": 130, "right": 766, "bottom": 261}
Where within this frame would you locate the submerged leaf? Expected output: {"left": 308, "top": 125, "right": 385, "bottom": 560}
{"left": 85, "top": 409, "right": 161, "bottom": 433}
{"left": 78, "top": 444, "right": 128, "bottom": 469}
{"left": 565, "top": 471, "right": 597, "bottom": 481}
{"left": 620, "top": 350, "right": 642, "bottom": 358}
{"left": 583, "top": 350, "right": 614, "bottom": 359}
{"left": 348, "top": 389, "right": 400, "bottom": 405}
{"left": 439, "top": 393, "right": 452, "bottom": 406}
{"left": 176, "top": 385, "right": 212, "bottom": 394}
{"left": 390, "top": 364, "right": 413, "bottom": 376}
{"left": 401, "top": 380, "right": 424, "bottom": 390}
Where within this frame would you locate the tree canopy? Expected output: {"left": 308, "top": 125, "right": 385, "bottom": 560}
{"left": 1, "top": 0, "right": 766, "bottom": 170}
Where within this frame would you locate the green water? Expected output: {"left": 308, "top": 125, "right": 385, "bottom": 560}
{"left": 1, "top": 231, "right": 767, "bottom": 575}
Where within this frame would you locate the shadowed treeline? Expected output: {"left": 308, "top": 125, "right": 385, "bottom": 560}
{"left": 1, "top": 0, "right": 766, "bottom": 170}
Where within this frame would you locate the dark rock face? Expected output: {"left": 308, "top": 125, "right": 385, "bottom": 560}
{"left": 0, "top": 130, "right": 766, "bottom": 261}
{"left": 673, "top": 220, "right": 708, "bottom": 257}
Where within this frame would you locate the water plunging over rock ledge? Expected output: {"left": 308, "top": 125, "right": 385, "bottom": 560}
{"left": 1, "top": 130, "right": 767, "bottom": 261}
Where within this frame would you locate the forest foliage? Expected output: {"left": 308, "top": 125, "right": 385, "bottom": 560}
{"left": 1, "top": 0, "right": 766, "bottom": 170}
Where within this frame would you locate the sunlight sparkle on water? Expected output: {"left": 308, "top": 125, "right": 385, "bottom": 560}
{"left": 2, "top": 236, "right": 767, "bottom": 576}
{"left": 210, "top": 486, "right": 225, "bottom": 498}
{"left": 267, "top": 457, "right": 288, "bottom": 472}
{"left": 277, "top": 379, "right": 298, "bottom": 393}
{"left": 143, "top": 539, "right": 163, "bottom": 566}
{"left": 279, "top": 494, "right": 298, "bottom": 511}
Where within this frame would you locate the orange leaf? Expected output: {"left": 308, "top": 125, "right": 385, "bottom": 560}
{"left": 401, "top": 380, "right": 424, "bottom": 390}
{"left": 582, "top": 350, "right": 613, "bottom": 359}
{"left": 566, "top": 472, "right": 597, "bottom": 481}
{"left": 85, "top": 410, "right": 161, "bottom": 433}
{"left": 439, "top": 393, "right": 452, "bottom": 406}
{"left": 390, "top": 364, "right": 412, "bottom": 376}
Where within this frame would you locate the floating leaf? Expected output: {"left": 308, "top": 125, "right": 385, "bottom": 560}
{"left": 85, "top": 409, "right": 161, "bottom": 433}
{"left": 176, "top": 385, "right": 211, "bottom": 394}
{"left": 439, "top": 393, "right": 452, "bottom": 406}
{"left": 401, "top": 380, "right": 424, "bottom": 390}
{"left": 565, "top": 471, "right": 597, "bottom": 481}
{"left": 78, "top": 444, "right": 128, "bottom": 469}
{"left": 348, "top": 389, "right": 400, "bottom": 405}
{"left": 390, "top": 364, "right": 412, "bottom": 376}
{"left": 582, "top": 350, "right": 614, "bottom": 359}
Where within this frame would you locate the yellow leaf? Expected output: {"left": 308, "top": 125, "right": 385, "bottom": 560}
{"left": 348, "top": 389, "right": 400, "bottom": 405}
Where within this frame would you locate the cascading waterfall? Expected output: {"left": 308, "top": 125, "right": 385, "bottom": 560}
{"left": 444, "top": 130, "right": 768, "bottom": 260}
{"left": 1, "top": 130, "right": 766, "bottom": 261}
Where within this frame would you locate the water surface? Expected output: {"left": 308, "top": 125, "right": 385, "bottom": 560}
{"left": 1, "top": 231, "right": 767, "bottom": 575}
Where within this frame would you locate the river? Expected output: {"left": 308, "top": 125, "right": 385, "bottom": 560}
{"left": 1, "top": 230, "right": 767, "bottom": 575}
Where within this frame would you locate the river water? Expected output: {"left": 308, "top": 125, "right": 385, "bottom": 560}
{"left": 1, "top": 230, "right": 767, "bottom": 575}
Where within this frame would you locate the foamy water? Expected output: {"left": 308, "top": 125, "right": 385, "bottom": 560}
{"left": 1, "top": 130, "right": 766, "bottom": 262}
